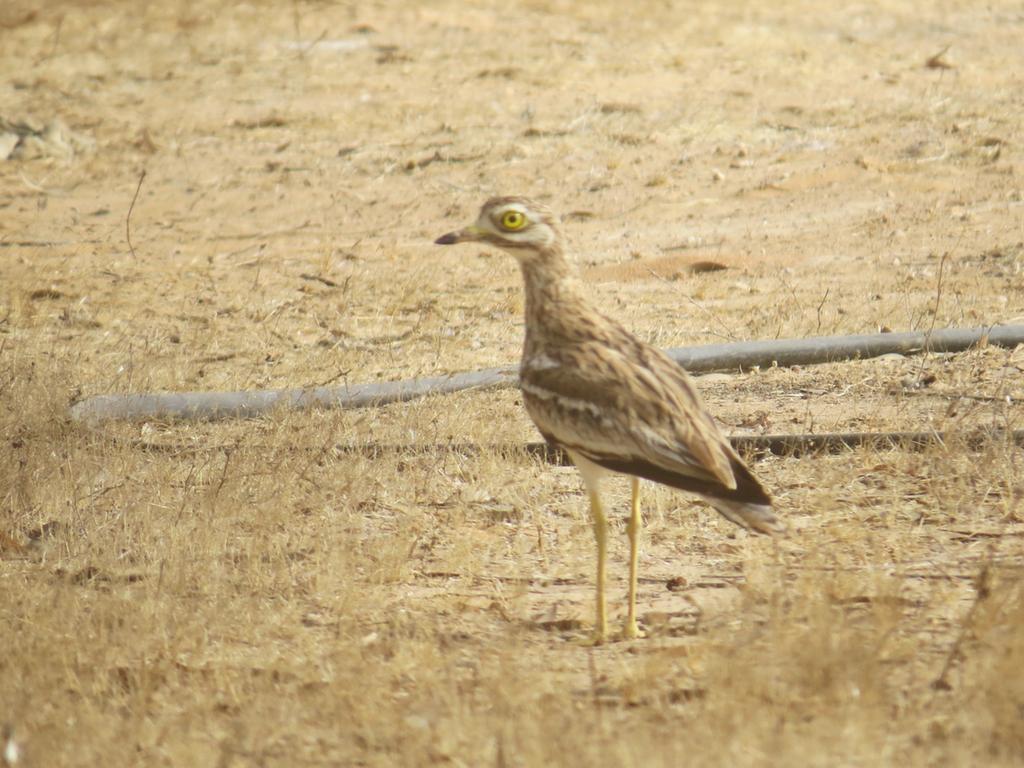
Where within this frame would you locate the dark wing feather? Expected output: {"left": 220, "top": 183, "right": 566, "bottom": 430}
{"left": 520, "top": 336, "right": 764, "bottom": 503}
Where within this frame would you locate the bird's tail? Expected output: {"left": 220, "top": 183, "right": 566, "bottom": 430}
{"left": 708, "top": 498, "right": 786, "bottom": 535}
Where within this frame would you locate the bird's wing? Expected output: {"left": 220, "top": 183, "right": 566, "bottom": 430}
{"left": 520, "top": 338, "right": 738, "bottom": 490}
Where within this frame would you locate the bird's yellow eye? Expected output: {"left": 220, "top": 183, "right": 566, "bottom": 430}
{"left": 500, "top": 210, "right": 527, "bottom": 230}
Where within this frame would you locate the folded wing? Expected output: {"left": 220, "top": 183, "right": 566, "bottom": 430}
{"left": 520, "top": 338, "right": 775, "bottom": 521}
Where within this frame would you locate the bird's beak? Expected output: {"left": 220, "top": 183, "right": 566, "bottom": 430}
{"left": 435, "top": 224, "right": 484, "bottom": 245}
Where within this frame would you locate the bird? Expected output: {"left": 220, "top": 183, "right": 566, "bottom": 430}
{"left": 435, "top": 197, "right": 784, "bottom": 644}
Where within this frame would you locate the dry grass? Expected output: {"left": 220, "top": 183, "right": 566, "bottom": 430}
{"left": 3, "top": 0, "right": 1024, "bottom": 765}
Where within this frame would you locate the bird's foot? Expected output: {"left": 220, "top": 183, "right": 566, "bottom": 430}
{"left": 622, "top": 621, "right": 646, "bottom": 641}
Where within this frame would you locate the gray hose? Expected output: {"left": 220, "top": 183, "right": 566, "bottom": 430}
{"left": 69, "top": 324, "right": 1024, "bottom": 423}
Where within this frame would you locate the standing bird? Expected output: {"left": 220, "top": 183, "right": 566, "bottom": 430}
{"left": 435, "top": 197, "right": 784, "bottom": 643}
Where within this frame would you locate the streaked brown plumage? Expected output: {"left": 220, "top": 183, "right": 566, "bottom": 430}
{"left": 436, "top": 196, "right": 783, "bottom": 643}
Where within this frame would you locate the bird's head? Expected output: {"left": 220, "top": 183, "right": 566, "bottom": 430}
{"left": 435, "top": 197, "right": 561, "bottom": 259}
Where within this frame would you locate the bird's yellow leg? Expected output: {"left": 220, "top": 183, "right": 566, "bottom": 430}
{"left": 588, "top": 489, "right": 608, "bottom": 645}
{"left": 624, "top": 477, "right": 646, "bottom": 640}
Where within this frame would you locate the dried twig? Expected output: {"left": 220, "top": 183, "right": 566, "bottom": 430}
{"left": 914, "top": 250, "right": 950, "bottom": 385}
{"left": 930, "top": 461, "right": 1018, "bottom": 690}
{"left": 931, "top": 562, "right": 991, "bottom": 691}
{"left": 925, "top": 46, "right": 954, "bottom": 70}
{"left": 125, "top": 169, "right": 146, "bottom": 260}
{"left": 299, "top": 273, "right": 341, "bottom": 288}
{"left": 207, "top": 221, "right": 313, "bottom": 241}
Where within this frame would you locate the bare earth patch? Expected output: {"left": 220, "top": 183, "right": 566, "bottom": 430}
{"left": 2, "top": 1, "right": 1024, "bottom": 765}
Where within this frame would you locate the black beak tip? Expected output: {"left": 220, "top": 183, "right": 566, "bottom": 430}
{"left": 435, "top": 232, "right": 457, "bottom": 245}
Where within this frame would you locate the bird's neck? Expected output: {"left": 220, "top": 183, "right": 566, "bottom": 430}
{"left": 520, "top": 244, "right": 575, "bottom": 307}
{"left": 519, "top": 244, "right": 586, "bottom": 354}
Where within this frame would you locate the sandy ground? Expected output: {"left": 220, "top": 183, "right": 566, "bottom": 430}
{"left": 2, "top": 1, "right": 1024, "bottom": 766}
